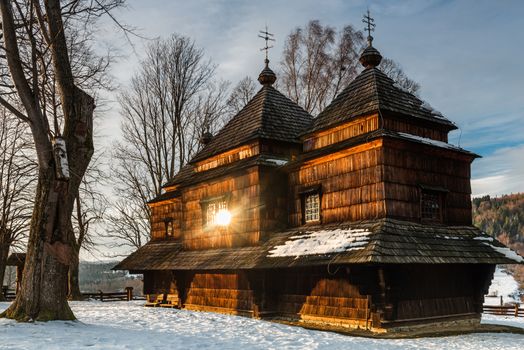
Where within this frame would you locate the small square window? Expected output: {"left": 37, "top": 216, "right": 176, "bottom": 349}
{"left": 304, "top": 193, "right": 320, "bottom": 223}
{"left": 204, "top": 199, "right": 229, "bottom": 227}
{"left": 164, "top": 218, "right": 174, "bottom": 237}
{"left": 421, "top": 191, "right": 442, "bottom": 222}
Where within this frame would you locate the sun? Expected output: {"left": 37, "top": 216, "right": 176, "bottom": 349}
{"left": 214, "top": 209, "right": 232, "bottom": 226}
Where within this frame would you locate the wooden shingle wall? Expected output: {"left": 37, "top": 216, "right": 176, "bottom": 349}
{"left": 184, "top": 272, "right": 254, "bottom": 315}
{"left": 303, "top": 114, "right": 379, "bottom": 152}
{"left": 150, "top": 200, "right": 182, "bottom": 240}
{"left": 289, "top": 140, "right": 386, "bottom": 226}
{"left": 181, "top": 166, "right": 262, "bottom": 249}
{"left": 259, "top": 167, "right": 289, "bottom": 237}
{"left": 195, "top": 142, "right": 260, "bottom": 172}
{"left": 382, "top": 115, "right": 449, "bottom": 142}
{"left": 387, "top": 264, "right": 493, "bottom": 321}
{"left": 382, "top": 138, "right": 473, "bottom": 225}
{"left": 269, "top": 267, "right": 375, "bottom": 328}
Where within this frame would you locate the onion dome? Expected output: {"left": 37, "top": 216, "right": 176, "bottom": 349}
{"left": 359, "top": 36, "right": 382, "bottom": 69}
{"left": 258, "top": 59, "right": 277, "bottom": 86}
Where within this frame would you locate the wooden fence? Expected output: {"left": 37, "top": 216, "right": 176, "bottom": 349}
{"left": 483, "top": 304, "right": 524, "bottom": 318}
{"left": 1, "top": 287, "right": 16, "bottom": 301}
{"left": 1, "top": 286, "right": 142, "bottom": 302}
{"left": 83, "top": 287, "right": 139, "bottom": 302}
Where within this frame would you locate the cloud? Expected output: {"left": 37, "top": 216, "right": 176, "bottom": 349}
{"left": 471, "top": 144, "right": 524, "bottom": 197}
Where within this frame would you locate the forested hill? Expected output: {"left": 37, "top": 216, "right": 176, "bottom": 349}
{"left": 472, "top": 193, "right": 524, "bottom": 243}
{"left": 473, "top": 193, "right": 524, "bottom": 289}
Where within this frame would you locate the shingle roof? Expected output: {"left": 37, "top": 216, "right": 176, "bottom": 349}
{"left": 147, "top": 189, "right": 181, "bottom": 204}
{"left": 190, "top": 85, "right": 313, "bottom": 163}
{"left": 308, "top": 67, "right": 457, "bottom": 134}
{"left": 114, "top": 219, "right": 522, "bottom": 271}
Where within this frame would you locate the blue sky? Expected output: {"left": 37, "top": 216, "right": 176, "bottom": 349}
{"left": 96, "top": 0, "right": 524, "bottom": 197}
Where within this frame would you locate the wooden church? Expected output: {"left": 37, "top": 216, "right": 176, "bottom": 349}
{"left": 115, "top": 20, "right": 523, "bottom": 333}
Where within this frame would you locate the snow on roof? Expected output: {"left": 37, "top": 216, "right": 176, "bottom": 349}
{"left": 396, "top": 132, "right": 464, "bottom": 151}
{"left": 261, "top": 158, "right": 289, "bottom": 166}
{"left": 474, "top": 236, "right": 524, "bottom": 263}
{"left": 268, "top": 228, "right": 371, "bottom": 258}
{"left": 486, "top": 244, "right": 524, "bottom": 263}
{"left": 420, "top": 100, "right": 446, "bottom": 119}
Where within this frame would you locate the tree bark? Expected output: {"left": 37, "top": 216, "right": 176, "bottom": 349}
{"left": 0, "top": 236, "right": 9, "bottom": 302}
{"left": 68, "top": 254, "right": 83, "bottom": 301}
{"left": 68, "top": 268, "right": 82, "bottom": 301}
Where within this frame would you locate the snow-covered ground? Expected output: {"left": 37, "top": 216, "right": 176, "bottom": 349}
{"left": 0, "top": 301, "right": 522, "bottom": 350}
{"left": 485, "top": 267, "right": 521, "bottom": 306}
{"left": 0, "top": 269, "right": 523, "bottom": 350}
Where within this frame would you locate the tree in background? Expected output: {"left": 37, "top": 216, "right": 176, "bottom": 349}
{"left": 280, "top": 20, "right": 420, "bottom": 116}
{"left": 0, "top": 111, "right": 35, "bottom": 301}
{"left": 68, "top": 154, "right": 107, "bottom": 300}
{"left": 379, "top": 58, "right": 420, "bottom": 95}
{"left": 0, "top": 0, "right": 120, "bottom": 321}
{"left": 226, "top": 76, "right": 258, "bottom": 117}
{"left": 280, "top": 20, "right": 364, "bottom": 116}
{"left": 106, "top": 34, "right": 228, "bottom": 251}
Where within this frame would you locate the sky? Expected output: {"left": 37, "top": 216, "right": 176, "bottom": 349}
{"left": 94, "top": 0, "right": 524, "bottom": 198}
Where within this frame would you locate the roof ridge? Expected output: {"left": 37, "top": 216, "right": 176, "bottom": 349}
{"left": 189, "top": 84, "right": 313, "bottom": 164}
{"left": 307, "top": 66, "right": 457, "bottom": 134}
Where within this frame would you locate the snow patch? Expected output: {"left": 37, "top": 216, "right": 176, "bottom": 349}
{"left": 263, "top": 158, "right": 288, "bottom": 166}
{"left": 397, "top": 132, "right": 463, "bottom": 151}
{"left": 474, "top": 236, "right": 494, "bottom": 241}
{"left": 268, "top": 228, "right": 371, "bottom": 258}
{"left": 436, "top": 234, "right": 462, "bottom": 240}
{"left": 474, "top": 235, "right": 523, "bottom": 263}
{"left": 420, "top": 100, "right": 445, "bottom": 118}
{"left": 393, "top": 81, "right": 410, "bottom": 93}
{"left": 484, "top": 267, "right": 521, "bottom": 306}
{"left": 0, "top": 301, "right": 523, "bottom": 350}
{"left": 483, "top": 243, "right": 524, "bottom": 263}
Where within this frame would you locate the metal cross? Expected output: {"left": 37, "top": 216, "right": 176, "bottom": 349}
{"left": 258, "top": 25, "right": 275, "bottom": 61}
{"left": 362, "top": 9, "right": 375, "bottom": 42}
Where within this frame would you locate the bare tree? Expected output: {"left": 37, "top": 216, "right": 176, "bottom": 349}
{"left": 0, "top": 110, "right": 35, "bottom": 301}
{"left": 379, "top": 58, "right": 420, "bottom": 95}
{"left": 68, "top": 154, "right": 106, "bottom": 300}
{"left": 0, "top": 0, "right": 121, "bottom": 321}
{"left": 226, "top": 76, "right": 257, "bottom": 116}
{"left": 280, "top": 20, "right": 364, "bottom": 116}
{"left": 280, "top": 20, "right": 421, "bottom": 115}
{"left": 105, "top": 34, "right": 228, "bottom": 251}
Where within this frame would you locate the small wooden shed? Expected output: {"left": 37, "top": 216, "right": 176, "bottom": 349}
{"left": 6, "top": 252, "right": 25, "bottom": 294}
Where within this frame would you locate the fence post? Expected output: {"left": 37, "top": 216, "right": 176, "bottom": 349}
{"left": 500, "top": 295, "right": 503, "bottom": 306}
{"left": 125, "top": 287, "right": 133, "bottom": 301}
{"left": 515, "top": 303, "right": 520, "bottom": 318}
{"left": 99, "top": 290, "right": 104, "bottom": 302}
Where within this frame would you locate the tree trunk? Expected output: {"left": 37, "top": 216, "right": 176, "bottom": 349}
{"left": 0, "top": 237, "right": 9, "bottom": 302}
{"left": 1, "top": 168, "right": 76, "bottom": 320}
{"left": 68, "top": 249, "right": 83, "bottom": 301}
{"left": 0, "top": 0, "right": 94, "bottom": 321}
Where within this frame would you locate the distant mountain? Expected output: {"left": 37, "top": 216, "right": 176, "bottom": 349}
{"left": 472, "top": 193, "right": 524, "bottom": 290}
{"left": 79, "top": 261, "right": 143, "bottom": 295}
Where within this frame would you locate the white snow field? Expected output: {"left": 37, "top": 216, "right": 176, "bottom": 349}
{"left": 0, "top": 269, "right": 523, "bottom": 350}
{"left": 485, "top": 267, "right": 521, "bottom": 306}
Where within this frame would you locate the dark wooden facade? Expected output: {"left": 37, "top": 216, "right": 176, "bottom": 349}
{"left": 116, "top": 40, "right": 523, "bottom": 333}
